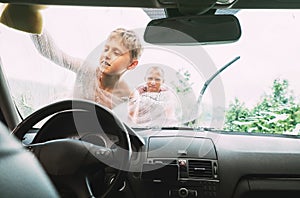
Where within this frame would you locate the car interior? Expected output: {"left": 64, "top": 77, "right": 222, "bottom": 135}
{"left": 1, "top": 0, "right": 300, "bottom": 198}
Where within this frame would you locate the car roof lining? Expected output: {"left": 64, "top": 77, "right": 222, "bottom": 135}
{"left": 1, "top": 0, "right": 300, "bottom": 9}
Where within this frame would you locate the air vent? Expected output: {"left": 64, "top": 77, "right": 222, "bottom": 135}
{"left": 188, "top": 160, "right": 213, "bottom": 179}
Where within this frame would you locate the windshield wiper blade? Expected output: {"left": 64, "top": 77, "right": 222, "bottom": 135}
{"left": 197, "top": 56, "right": 240, "bottom": 105}
{"left": 160, "top": 126, "right": 195, "bottom": 130}
{"left": 184, "top": 56, "right": 240, "bottom": 126}
{"left": 161, "top": 126, "right": 221, "bottom": 131}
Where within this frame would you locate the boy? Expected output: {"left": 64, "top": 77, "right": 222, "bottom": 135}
{"left": 31, "top": 28, "right": 142, "bottom": 109}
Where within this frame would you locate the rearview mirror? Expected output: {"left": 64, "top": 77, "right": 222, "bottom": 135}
{"left": 144, "top": 14, "right": 241, "bottom": 45}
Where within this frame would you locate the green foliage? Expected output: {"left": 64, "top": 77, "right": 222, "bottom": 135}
{"left": 224, "top": 79, "right": 300, "bottom": 134}
{"left": 14, "top": 93, "right": 34, "bottom": 118}
{"left": 172, "top": 69, "right": 193, "bottom": 94}
{"left": 224, "top": 98, "right": 251, "bottom": 131}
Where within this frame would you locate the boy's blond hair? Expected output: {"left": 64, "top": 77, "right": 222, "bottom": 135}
{"left": 108, "top": 28, "right": 143, "bottom": 60}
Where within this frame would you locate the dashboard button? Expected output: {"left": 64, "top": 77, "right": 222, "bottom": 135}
{"left": 178, "top": 188, "right": 188, "bottom": 198}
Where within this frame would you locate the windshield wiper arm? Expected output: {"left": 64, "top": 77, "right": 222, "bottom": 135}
{"left": 197, "top": 56, "right": 240, "bottom": 105}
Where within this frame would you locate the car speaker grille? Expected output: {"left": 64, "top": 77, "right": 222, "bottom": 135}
{"left": 188, "top": 160, "right": 213, "bottom": 179}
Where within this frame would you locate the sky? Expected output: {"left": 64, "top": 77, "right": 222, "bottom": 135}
{"left": 1, "top": 5, "right": 300, "bottom": 111}
{"left": 204, "top": 10, "right": 300, "bottom": 108}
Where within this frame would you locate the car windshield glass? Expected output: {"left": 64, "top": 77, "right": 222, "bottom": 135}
{"left": 1, "top": 5, "right": 300, "bottom": 135}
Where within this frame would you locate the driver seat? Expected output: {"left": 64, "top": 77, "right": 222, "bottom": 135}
{"left": 0, "top": 122, "right": 59, "bottom": 197}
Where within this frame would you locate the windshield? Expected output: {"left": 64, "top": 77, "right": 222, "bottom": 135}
{"left": 1, "top": 5, "right": 300, "bottom": 134}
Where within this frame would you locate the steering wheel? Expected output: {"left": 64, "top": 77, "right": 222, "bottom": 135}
{"left": 12, "top": 99, "right": 132, "bottom": 198}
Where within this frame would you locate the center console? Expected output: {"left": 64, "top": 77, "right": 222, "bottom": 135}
{"left": 140, "top": 136, "right": 219, "bottom": 198}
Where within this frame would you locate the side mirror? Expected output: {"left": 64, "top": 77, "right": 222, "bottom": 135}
{"left": 0, "top": 4, "right": 45, "bottom": 34}
{"left": 144, "top": 14, "right": 241, "bottom": 45}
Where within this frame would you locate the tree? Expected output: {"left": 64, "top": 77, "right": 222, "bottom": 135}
{"left": 14, "top": 93, "right": 34, "bottom": 118}
{"left": 224, "top": 79, "right": 300, "bottom": 134}
{"left": 224, "top": 98, "right": 251, "bottom": 131}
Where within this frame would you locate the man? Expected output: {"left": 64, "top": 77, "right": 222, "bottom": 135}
{"left": 128, "top": 66, "right": 179, "bottom": 126}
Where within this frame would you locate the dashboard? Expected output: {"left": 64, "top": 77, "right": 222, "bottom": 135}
{"left": 22, "top": 111, "right": 300, "bottom": 198}
{"left": 127, "top": 129, "right": 300, "bottom": 198}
